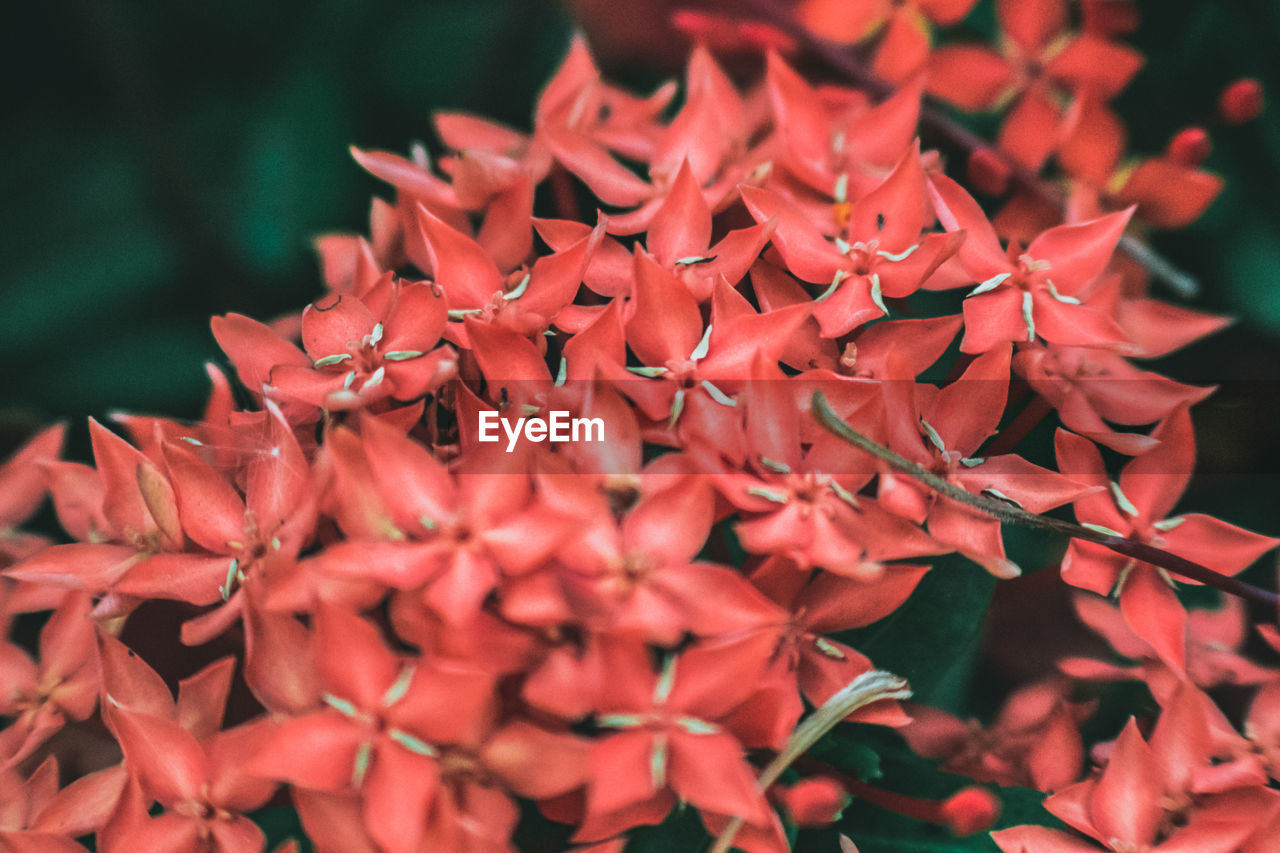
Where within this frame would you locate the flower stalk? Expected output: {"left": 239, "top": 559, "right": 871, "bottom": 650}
{"left": 812, "top": 392, "right": 1278, "bottom": 608}
{"left": 710, "top": 670, "right": 912, "bottom": 853}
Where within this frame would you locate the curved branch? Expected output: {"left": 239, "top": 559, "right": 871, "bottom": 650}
{"left": 812, "top": 392, "right": 1278, "bottom": 608}
{"left": 709, "top": 670, "right": 911, "bottom": 853}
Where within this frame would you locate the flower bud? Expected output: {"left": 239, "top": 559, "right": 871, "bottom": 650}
{"left": 1219, "top": 78, "right": 1264, "bottom": 124}
{"left": 940, "top": 786, "right": 1001, "bottom": 836}
{"left": 1166, "top": 127, "right": 1212, "bottom": 166}
{"left": 780, "top": 776, "right": 848, "bottom": 827}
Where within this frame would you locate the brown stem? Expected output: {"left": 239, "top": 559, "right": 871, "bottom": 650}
{"left": 940, "top": 353, "right": 976, "bottom": 386}
{"left": 812, "top": 392, "right": 1279, "bottom": 608}
{"left": 550, "top": 166, "right": 582, "bottom": 223}
{"left": 791, "top": 756, "right": 998, "bottom": 836}
{"left": 730, "top": 0, "right": 1200, "bottom": 298}
{"left": 979, "top": 395, "right": 1053, "bottom": 458}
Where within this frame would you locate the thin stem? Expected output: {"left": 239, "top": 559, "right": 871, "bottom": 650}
{"left": 1118, "top": 234, "right": 1199, "bottom": 299}
{"left": 791, "top": 756, "right": 998, "bottom": 836}
{"left": 940, "top": 353, "right": 976, "bottom": 386}
{"left": 731, "top": 0, "right": 1200, "bottom": 298}
{"left": 839, "top": 778, "right": 945, "bottom": 821}
{"left": 709, "top": 670, "right": 911, "bottom": 853}
{"left": 550, "top": 166, "right": 582, "bottom": 223}
{"left": 812, "top": 392, "right": 1278, "bottom": 608}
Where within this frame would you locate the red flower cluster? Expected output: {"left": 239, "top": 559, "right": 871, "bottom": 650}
{"left": 1, "top": 7, "right": 1278, "bottom": 851}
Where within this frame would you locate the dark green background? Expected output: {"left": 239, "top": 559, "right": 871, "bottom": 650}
{"left": 3, "top": 2, "right": 1278, "bottom": 849}
{"left": 3, "top": 0, "right": 1278, "bottom": 450}
{"left": 1, "top": 0, "right": 572, "bottom": 431}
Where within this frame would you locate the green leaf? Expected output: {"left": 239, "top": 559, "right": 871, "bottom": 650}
{"left": 624, "top": 806, "right": 710, "bottom": 852}
{"left": 251, "top": 806, "right": 312, "bottom": 851}
{"left": 835, "top": 555, "right": 996, "bottom": 714}
{"left": 721, "top": 520, "right": 748, "bottom": 566}
{"left": 810, "top": 733, "right": 882, "bottom": 782}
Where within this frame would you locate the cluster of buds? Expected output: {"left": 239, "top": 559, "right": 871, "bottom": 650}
{"left": 1, "top": 2, "right": 1277, "bottom": 850}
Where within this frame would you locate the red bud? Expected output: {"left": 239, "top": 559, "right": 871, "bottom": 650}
{"left": 670, "top": 8, "right": 717, "bottom": 40}
{"left": 1166, "top": 127, "right": 1212, "bottom": 166}
{"left": 780, "top": 776, "right": 848, "bottom": 827}
{"left": 1219, "top": 78, "right": 1264, "bottom": 124}
{"left": 940, "top": 786, "right": 1001, "bottom": 836}
{"left": 737, "top": 22, "right": 798, "bottom": 54}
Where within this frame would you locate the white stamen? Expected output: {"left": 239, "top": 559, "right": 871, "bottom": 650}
{"left": 362, "top": 366, "right": 386, "bottom": 390}
{"left": 668, "top": 388, "right": 686, "bottom": 428}
{"left": 700, "top": 380, "right": 736, "bottom": 406}
{"left": 760, "top": 457, "right": 791, "bottom": 474}
{"left": 502, "top": 273, "right": 531, "bottom": 300}
{"left": 816, "top": 270, "right": 848, "bottom": 302}
{"left": 690, "top": 324, "right": 713, "bottom": 361}
{"left": 983, "top": 488, "right": 1023, "bottom": 508}
{"left": 968, "top": 272, "right": 1011, "bottom": 297}
{"left": 1110, "top": 482, "right": 1140, "bottom": 517}
{"left": 869, "top": 273, "right": 887, "bottom": 314}
{"left": 920, "top": 417, "right": 946, "bottom": 453}
{"left": 876, "top": 244, "right": 920, "bottom": 263}
{"left": 1045, "top": 281, "right": 1080, "bottom": 304}
{"left": 313, "top": 353, "right": 353, "bottom": 368}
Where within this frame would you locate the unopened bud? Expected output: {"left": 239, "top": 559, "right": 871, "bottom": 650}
{"left": 670, "top": 9, "right": 717, "bottom": 40}
{"left": 1166, "top": 127, "right": 1212, "bottom": 166}
{"left": 940, "top": 786, "right": 1001, "bottom": 836}
{"left": 1219, "top": 78, "right": 1264, "bottom": 124}
{"left": 780, "top": 776, "right": 848, "bottom": 827}
{"left": 738, "top": 22, "right": 797, "bottom": 54}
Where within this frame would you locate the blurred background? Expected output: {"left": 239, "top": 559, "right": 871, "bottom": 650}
{"left": 2, "top": 0, "right": 1277, "bottom": 488}
{"left": 2, "top": 3, "right": 1279, "bottom": 844}
{"left": 0, "top": 0, "right": 570, "bottom": 429}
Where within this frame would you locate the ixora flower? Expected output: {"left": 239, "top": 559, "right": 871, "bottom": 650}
{"left": 1055, "top": 408, "right": 1279, "bottom": 673}
{"left": 214, "top": 276, "right": 457, "bottom": 416}
{"left": 928, "top": 173, "right": 1135, "bottom": 353}
{"left": 2, "top": 7, "right": 1278, "bottom": 852}
{"left": 993, "top": 683, "right": 1280, "bottom": 853}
